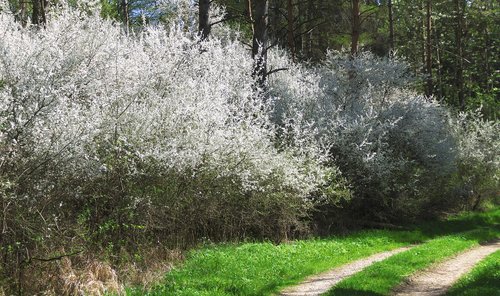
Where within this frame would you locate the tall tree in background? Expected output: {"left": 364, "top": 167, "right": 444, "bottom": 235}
{"left": 31, "top": 0, "right": 47, "bottom": 25}
{"left": 286, "top": 0, "right": 295, "bottom": 61}
{"left": 425, "top": 0, "right": 433, "bottom": 96}
{"left": 18, "top": 0, "right": 27, "bottom": 26}
{"left": 119, "top": 0, "right": 129, "bottom": 33}
{"left": 250, "top": 0, "right": 269, "bottom": 89}
{"left": 350, "top": 0, "right": 360, "bottom": 56}
{"left": 467, "top": 0, "right": 499, "bottom": 117}
{"left": 454, "top": 0, "right": 465, "bottom": 110}
{"left": 199, "top": 0, "right": 211, "bottom": 40}
{"left": 7, "top": 0, "right": 48, "bottom": 26}
{"left": 387, "top": 0, "right": 394, "bottom": 51}
{"left": 433, "top": 11, "right": 443, "bottom": 99}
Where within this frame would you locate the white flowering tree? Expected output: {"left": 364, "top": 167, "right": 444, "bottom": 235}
{"left": 269, "top": 51, "right": 463, "bottom": 222}
{"left": 0, "top": 4, "right": 331, "bottom": 291}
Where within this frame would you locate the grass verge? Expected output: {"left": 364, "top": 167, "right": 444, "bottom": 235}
{"left": 129, "top": 231, "right": 414, "bottom": 296}
{"left": 127, "top": 208, "right": 500, "bottom": 296}
{"left": 446, "top": 250, "right": 500, "bottom": 296}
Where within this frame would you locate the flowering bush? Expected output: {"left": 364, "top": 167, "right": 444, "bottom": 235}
{"left": 0, "top": 6, "right": 330, "bottom": 292}
{"left": 451, "top": 110, "right": 500, "bottom": 209}
{"left": 0, "top": 1, "right": 497, "bottom": 293}
{"left": 269, "top": 51, "right": 461, "bottom": 221}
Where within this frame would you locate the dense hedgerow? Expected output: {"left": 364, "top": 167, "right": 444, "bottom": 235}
{"left": 0, "top": 1, "right": 498, "bottom": 294}
{"left": 0, "top": 5, "right": 333, "bottom": 292}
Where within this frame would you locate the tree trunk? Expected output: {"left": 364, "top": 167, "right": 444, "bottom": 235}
{"left": 484, "top": 26, "right": 491, "bottom": 92}
{"left": 31, "top": 0, "right": 47, "bottom": 26}
{"left": 350, "top": 0, "right": 361, "bottom": 56}
{"left": 252, "top": 0, "right": 269, "bottom": 90}
{"left": 454, "top": 0, "right": 465, "bottom": 110}
{"left": 420, "top": 1, "right": 425, "bottom": 85}
{"left": 286, "top": 0, "right": 295, "bottom": 61}
{"left": 247, "top": 0, "right": 254, "bottom": 37}
{"left": 388, "top": 0, "right": 394, "bottom": 51}
{"left": 270, "top": 0, "right": 281, "bottom": 47}
{"left": 19, "top": 0, "right": 27, "bottom": 27}
{"left": 120, "top": 0, "right": 130, "bottom": 34}
{"left": 306, "top": 0, "right": 315, "bottom": 58}
{"left": 298, "top": 0, "right": 309, "bottom": 56}
{"left": 199, "top": 0, "right": 211, "bottom": 40}
{"left": 315, "top": 0, "right": 326, "bottom": 59}
{"left": 425, "top": 0, "right": 433, "bottom": 96}
{"left": 31, "top": 0, "right": 40, "bottom": 25}
{"left": 434, "top": 24, "right": 444, "bottom": 99}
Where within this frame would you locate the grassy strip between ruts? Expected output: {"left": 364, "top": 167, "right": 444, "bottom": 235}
{"left": 445, "top": 250, "right": 500, "bottom": 296}
{"left": 127, "top": 208, "right": 500, "bottom": 296}
{"left": 325, "top": 228, "right": 500, "bottom": 296}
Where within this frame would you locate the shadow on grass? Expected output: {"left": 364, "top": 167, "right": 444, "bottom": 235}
{"left": 386, "top": 209, "right": 500, "bottom": 245}
{"left": 448, "top": 284, "right": 500, "bottom": 296}
{"left": 417, "top": 210, "right": 500, "bottom": 238}
{"left": 326, "top": 288, "right": 383, "bottom": 296}
{"left": 324, "top": 209, "right": 500, "bottom": 247}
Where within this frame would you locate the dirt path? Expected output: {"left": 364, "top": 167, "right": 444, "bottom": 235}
{"left": 279, "top": 246, "right": 413, "bottom": 296}
{"left": 392, "top": 239, "right": 500, "bottom": 296}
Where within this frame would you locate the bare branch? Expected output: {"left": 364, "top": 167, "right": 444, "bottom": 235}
{"left": 267, "top": 67, "right": 289, "bottom": 76}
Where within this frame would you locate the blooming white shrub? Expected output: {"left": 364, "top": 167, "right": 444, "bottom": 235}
{"left": 0, "top": 6, "right": 330, "bottom": 281}
{"left": 451, "top": 110, "right": 500, "bottom": 209}
{"left": 0, "top": 5, "right": 496, "bottom": 293}
{"left": 1, "top": 1, "right": 497, "bottom": 294}
{"left": 0, "top": 6, "right": 328, "bottom": 188}
{"left": 269, "top": 51, "right": 460, "bottom": 220}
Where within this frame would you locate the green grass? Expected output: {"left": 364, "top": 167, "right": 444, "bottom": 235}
{"left": 131, "top": 231, "right": 413, "bottom": 296}
{"left": 325, "top": 228, "right": 500, "bottom": 295}
{"left": 446, "top": 250, "right": 500, "bottom": 296}
{"left": 127, "top": 208, "right": 500, "bottom": 296}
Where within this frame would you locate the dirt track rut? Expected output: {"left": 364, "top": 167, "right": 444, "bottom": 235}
{"left": 279, "top": 246, "right": 413, "bottom": 296}
{"left": 391, "top": 239, "right": 500, "bottom": 296}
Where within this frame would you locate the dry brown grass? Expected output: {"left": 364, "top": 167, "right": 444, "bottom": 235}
{"left": 58, "top": 257, "right": 123, "bottom": 296}
{"left": 117, "top": 248, "right": 183, "bottom": 290}
{"left": 17, "top": 247, "right": 183, "bottom": 295}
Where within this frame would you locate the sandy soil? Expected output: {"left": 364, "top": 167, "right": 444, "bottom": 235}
{"left": 391, "top": 239, "right": 500, "bottom": 296}
{"left": 279, "top": 246, "right": 413, "bottom": 296}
